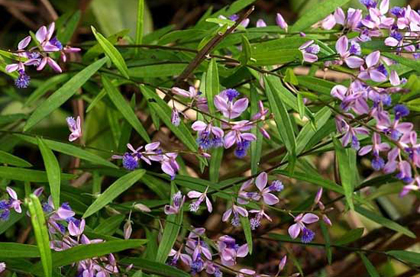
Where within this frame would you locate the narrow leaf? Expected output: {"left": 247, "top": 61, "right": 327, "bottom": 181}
{"left": 0, "top": 150, "right": 32, "bottom": 167}
{"left": 26, "top": 194, "right": 52, "bottom": 277}
{"left": 92, "top": 26, "right": 130, "bottom": 79}
{"left": 387, "top": 250, "right": 420, "bottom": 265}
{"left": 240, "top": 216, "right": 253, "bottom": 254}
{"left": 102, "top": 75, "right": 150, "bottom": 142}
{"left": 0, "top": 166, "right": 73, "bottom": 182}
{"left": 83, "top": 169, "right": 146, "bottom": 218}
{"left": 122, "top": 258, "right": 190, "bottom": 277}
{"left": 0, "top": 243, "right": 40, "bottom": 258}
{"left": 135, "top": 0, "right": 145, "bottom": 55}
{"left": 359, "top": 253, "right": 380, "bottom": 277}
{"left": 37, "top": 137, "right": 61, "bottom": 208}
{"left": 24, "top": 57, "right": 107, "bottom": 131}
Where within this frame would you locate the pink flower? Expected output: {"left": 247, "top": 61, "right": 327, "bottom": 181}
{"left": 68, "top": 219, "right": 85, "bottom": 237}
{"left": 6, "top": 187, "right": 22, "bottom": 213}
{"left": 218, "top": 235, "right": 248, "bottom": 266}
{"left": 335, "top": 36, "right": 364, "bottom": 68}
{"left": 66, "top": 116, "right": 82, "bottom": 142}
{"left": 299, "top": 40, "right": 320, "bottom": 63}
{"left": 253, "top": 172, "right": 279, "bottom": 205}
{"left": 256, "top": 19, "right": 267, "bottom": 28}
{"left": 222, "top": 203, "right": 248, "bottom": 227}
{"left": 358, "top": 51, "right": 388, "bottom": 83}
{"left": 214, "top": 89, "right": 248, "bottom": 119}
{"left": 168, "top": 246, "right": 192, "bottom": 267}
{"left": 164, "top": 191, "right": 185, "bottom": 215}
{"left": 276, "top": 13, "right": 288, "bottom": 30}
{"left": 188, "top": 187, "right": 212, "bottom": 213}
{"left": 288, "top": 213, "right": 319, "bottom": 243}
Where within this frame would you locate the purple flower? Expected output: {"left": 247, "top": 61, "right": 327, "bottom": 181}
{"left": 224, "top": 121, "right": 256, "bottom": 157}
{"left": 188, "top": 187, "right": 212, "bottom": 213}
{"left": 164, "top": 191, "right": 185, "bottom": 215}
{"left": 269, "top": 180, "right": 284, "bottom": 192}
{"left": 299, "top": 40, "right": 320, "bottom": 63}
{"left": 288, "top": 213, "right": 319, "bottom": 243}
{"left": 192, "top": 121, "right": 224, "bottom": 150}
{"left": 168, "top": 246, "right": 192, "bottom": 267}
{"left": 332, "top": 7, "right": 363, "bottom": 30}
{"left": 394, "top": 104, "right": 410, "bottom": 120}
{"left": 15, "top": 70, "right": 31, "bottom": 89}
{"left": 0, "top": 262, "right": 5, "bottom": 273}
{"left": 335, "top": 115, "right": 370, "bottom": 149}
{"left": 400, "top": 176, "right": 420, "bottom": 197}
{"left": 360, "top": 0, "right": 377, "bottom": 9}
{"left": 400, "top": 131, "right": 420, "bottom": 168}
{"left": 36, "top": 23, "right": 61, "bottom": 52}
{"left": 251, "top": 100, "right": 269, "bottom": 121}
{"left": 222, "top": 204, "right": 248, "bottom": 227}
{"left": 171, "top": 108, "right": 181, "bottom": 126}
{"left": 218, "top": 235, "right": 248, "bottom": 266}
{"left": 214, "top": 89, "right": 248, "bottom": 119}
{"left": 276, "top": 13, "right": 288, "bottom": 30}
{"left": 256, "top": 19, "right": 267, "bottom": 28}
{"left": 278, "top": 255, "right": 287, "bottom": 272}
{"left": 123, "top": 219, "right": 132, "bottom": 240}
{"left": 249, "top": 209, "right": 272, "bottom": 230}
{"left": 358, "top": 51, "right": 388, "bottom": 82}
{"left": 6, "top": 187, "right": 22, "bottom": 214}
{"left": 335, "top": 36, "right": 365, "bottom": 68}
{"left": 66, "top": 116, "right": 82, "bottom": 142}
{"left": 254, "top": 172, "right": 279, "bottom": 205}
{"left": 160, "top": 153, "right": 180, "bottom": 180}
{"left": 358, "top": 133, "right": 390, "bottom": 170}
{"left": 172, "top": 86, "right": 208, "bottom": 112}
{"left": 68, "top": 218, "right": 85, "bottom": 237}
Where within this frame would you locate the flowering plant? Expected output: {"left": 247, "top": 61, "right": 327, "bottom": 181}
{"left": 0, "top": 0, "right": 419, "bottom": 276}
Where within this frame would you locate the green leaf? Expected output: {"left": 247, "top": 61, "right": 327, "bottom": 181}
{"left": 129, "top": 63, "right": 186, "bottom": 78}
{"left": 240, "top": 216, "right": 253, "bottom": 254}
{"left": 355, "top": 206, "right": 416, "bottom": 238}
{"left": 92, "top": 26, "right": 130, "bottom": 79}
{"left": 26, "top": 194, "right": 52, "bottom": 277}
{"left": 359, "top": 253, "right": 380, "bottom": 277}
{"left": 135, "top": 0, "right": 145, "bottom": 55}
{"left": 0, "top": 150, "right": 32, "bottom": 167}
{"left": 94, "top": 214, "right": 125, "bottom": 235}
{"left": 56, "top": 11, "right": 81, "bottom": 44}
{"left": 83, "top": 169, "right": 146, "bottom": 218}
{"left": 381, "top": 53, "right": 420, "bottom": 73}
{"left": 387, "top": 250, "right": 420, "bottom": 265}
{"left": 139, "top": 85, "right": 198, "bottom": 153}
{"left": 122, "top": 258, "right": 190, "bottom": 277}
{"left": 24, "top": 57, "right": 107, "bottom": 131}
{"left": 250, "top": 86, "right": 263, "bottom": 175}
{"left": 290, "top": 0, "right": 351, "bottom": 32}
{"left": 24, "top": 74, "right": 70, "bottom": 107}
{"left": 250, "top": 49, "right": 302, "bottom": 66}
{"left": 320, "top": 221, "right": 332, "bottom": 264}
{"left": 333, "top": 138, "right": 356, "bottom": 210}
{"left": 265, "top": 76, "right": 296, "bottom": 171}
{"left": 285, "top": 68, "right": 299, "bottom": 86}
{"left": 102, "top": 75, "right": 150, "bottom": 142}
{"left": 37, "top": 137, "right": 61, "bottom": 208}
{"left": 0, "top": 166, "right": 73, "bottom": 182}
{"left": 156, "top": 183, "right": 183, "bottom": 263}
{"left": 51, "top": 240, "right": 147, "bottom": 267}
{"left": 0, "top": 243, "right": 40, "bottom": 258}
{"left": 15, "top": 134, "right": 118, "bottom": 169}
{"left": 335, "top": 228, "right": 364, "bottom": 245}
{"left": 239, "top": 35, "right": 252, "bottom": 65}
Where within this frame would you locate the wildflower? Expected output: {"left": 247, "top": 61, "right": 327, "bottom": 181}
{"left": 160, "top": 152, "right": 180, "bottom": 180}
{"left": 256, "top": 19, "right": 267, "bottom": 28}
{"left": 400, "top": 176, "right": 420, "bottom": 197}
{"left": 288, "top": 213, "right": 319, "bottom": 243}
{"left": 249, "top": 209, "right": 272, "bottom": 230}
{"left": 358, "top": 133, "right": 390, "bottom": 170}
{"left": 192, "top": 121, "right": 224, "bottom": 150}
{"left": 222, "top": 203, "right": 248, "bottom": 227}
{"left": 253, "top": 172, "right": 280, "bottom": 205}
{"left": 214, "top": 89, "right": 248, "bottom": 119}
{"left": 251, "top": 101, "right": 269, "bottom": 121}
{"left": 359, "top": 51, "right": 388, "bottom": 82}
{"left": 168, "top": 246, "right": 192, "bottom": 267}
{"left": 278, "top": 255, "right": 287, "bottom": 272}
{"left": 224, "top": 120, "right": 256, "bottom": 158}
{"left": 68, "top": 218, "right": 85, "bottom": 237}
{"left": 15, "top": 70, "right": 31, "bottom": 89}
{"left": 6, "top": 187, "right": 22, "bottom": 214}
{"left": 0, "top": 262, "right": 5, "bottom": 273}
{"left": 123, "top": 219, "right": 132, "bottom": 240}
{"left": 276, "top": 13, "right": 288, "bottom": 30}
{"left": 206, "top": 262, "right": 223, "bottom": 277}
{"left": 188, "top": 187, "right": 212, "bottom": 213}
{"left": 218, "top": 235, "right": 248, "bottom": 266}
{"left": 335, "top": 36, "right": 365, "bottom": 68}
{"left": 299, "top": 40, "right": 320, "bottom": 63}
{"left": 171, "top": 108, "right": 181, "bottom": 126}
{"left": 66, "top": 116, "right": 82, "bottom": 142}
{"left": 134, "top": 203, "right": 151, "bottom": 212}
{"left": 164, "top": 191, "right": 185, "bottom": 215}
{"left": 172, "top": 86, "right": 208, "bottom": 111}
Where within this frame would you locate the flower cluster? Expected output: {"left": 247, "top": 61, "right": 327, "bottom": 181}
{"left": 322, "top": 1, "right": 420, "bottom": 197}
{"left": 172, "top": 87, "right": 270, "bottom": 158}
{"left": 112, "top": 142, "right": 180, "bottom": 179}
{"left": 5, "top": 22, "right": 80, "bottom": 88}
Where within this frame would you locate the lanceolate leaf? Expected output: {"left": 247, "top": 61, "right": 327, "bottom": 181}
{"left": 290, "top": 0, "right": 351, "bottom": 32}
{"left": 83, "top": 169, "right": 146, "bottom": 218}
{"left": 51, "top": 240, "right": 147, "bottom": 267}
{"left": 14, "top": 134, "right": 118, "bottom": 169}
{"left": 355, "top": 206, "right": 416, "bottom": 238}
{"left": 0, "top": 166, "right": 73, "bottom": 182}
{"left": 37, "top": 137, "right": 61, "bottom": 208}
{"left": 0, "top": 243, "right": 40, "bottom": 258}
{"left": 387, "top": 250, "right": 420, "bottom": 265}
{"left": 333, "top": 138, "right": 356, "bottom": 210}
{"left": 26, "top": 194, "right": 52, "bottom": 277}
{"left": 359, "top": 253, "right": 380, "bottom": 277}
{"left": 135, "top": 0, "right": 145, "bottom": 55}
{"left": 0, "top": 150, "right": 32, "bottom": 167}
{"left": 102, "top": 75, "right": 150, "bottom": 142}
{"left": 265, "top": 75, "right": 296, "bottom": 171}
{"left": 122, "top": 258, "right": 190, "bottom": 277}
{"left": 92, "top": 26, "right": 130, "bottom": 79}
{"left": 240, "top": 216, "right": 253, "bottom": 254}
{"left": 24, "top": 57, "right": 107, "bottom": 131}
